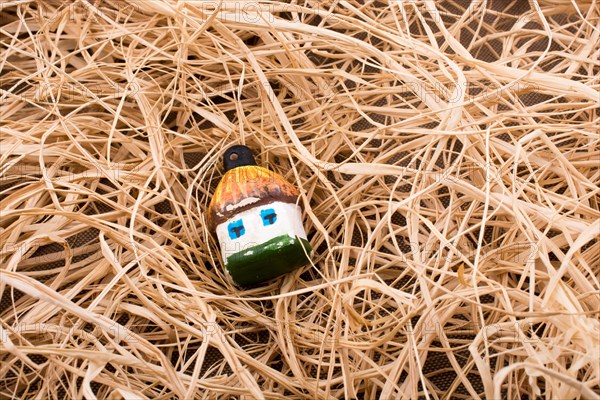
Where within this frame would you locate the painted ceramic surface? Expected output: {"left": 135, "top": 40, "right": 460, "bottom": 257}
{"left": 216, "top": 201, "right": 307, "bottom": 265}
{"left": 207, "top": 146, "right": 312, "bottom": 285}
{"left": 207, "top": 165, "right": 300, "bottom": 231}
{"left": 225, "top": 236, "right": 312, "bottom": 286}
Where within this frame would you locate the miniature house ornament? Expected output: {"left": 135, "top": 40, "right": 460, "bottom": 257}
{"left": 207, "top": 145, "right": 312, "bottom": 286}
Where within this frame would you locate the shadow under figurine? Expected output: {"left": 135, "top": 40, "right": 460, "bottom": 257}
{"left": 207, "top": 145, "right": 312, "bottom": 286}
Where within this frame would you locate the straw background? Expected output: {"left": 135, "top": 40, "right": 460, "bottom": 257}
{"left": 1, "top": 0, "right": 599, "bottom": 399}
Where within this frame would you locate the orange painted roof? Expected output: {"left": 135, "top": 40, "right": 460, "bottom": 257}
{"left": 207, "top": 165, "right": 300, "bottom": 230}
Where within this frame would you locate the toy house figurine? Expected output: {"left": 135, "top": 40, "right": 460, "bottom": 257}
{"left": 207, "top": 145, "right": 312, "bottom": 286}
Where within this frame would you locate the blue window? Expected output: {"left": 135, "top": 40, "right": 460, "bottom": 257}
{"left": 228, "top": 219, "right": 245, "bottom": 239}
{"left": 260, "top": 208, "right": 277, "bottom": 226}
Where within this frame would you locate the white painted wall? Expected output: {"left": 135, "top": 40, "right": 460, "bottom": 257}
{"left": 215, "top": 201, "right": 308, "bottom": 265}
